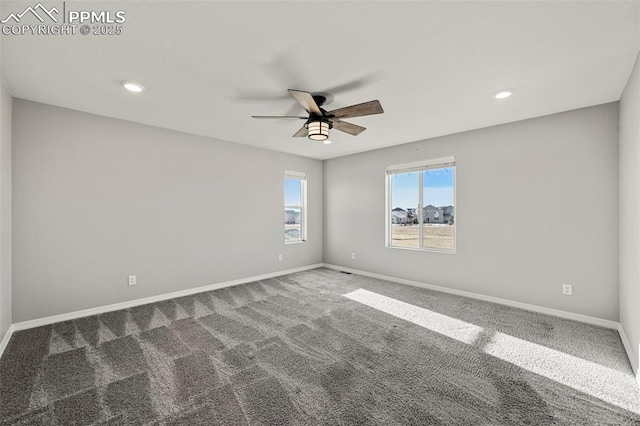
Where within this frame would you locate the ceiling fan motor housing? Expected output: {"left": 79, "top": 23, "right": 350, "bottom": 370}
{"left": 312, "top": 94, "right": 327, "bottom": 107}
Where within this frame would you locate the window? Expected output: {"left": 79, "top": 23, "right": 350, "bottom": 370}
{"left": 284, "top": 170, "right": 307, "bottom": 243}
{"left": 386, "top": 157, "right": 456, "bottom": 252}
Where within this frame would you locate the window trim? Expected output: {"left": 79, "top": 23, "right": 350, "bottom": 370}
{"left": 284, "top": 170, "right": 307, "bottom": 244}
{"left": 385, "top": 157, "right": 456, "bottom": 254}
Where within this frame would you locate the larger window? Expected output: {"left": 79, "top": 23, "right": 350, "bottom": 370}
{"left": 386, "top": 157, "right": 456, "bottom": 252}
{"left": 284, "top": 170, "right": 307, "bottom": 243}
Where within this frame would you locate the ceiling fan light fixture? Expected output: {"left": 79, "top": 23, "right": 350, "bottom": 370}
{"left": 307, "top": 120, "right": 330, "bottom": 141}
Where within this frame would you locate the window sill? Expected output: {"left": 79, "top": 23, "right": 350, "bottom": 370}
{"left": 285, "top": 240, "right": 307, "bottom": 245}
{"left": 386, "top": 245, "right": 456, "bottom": 255}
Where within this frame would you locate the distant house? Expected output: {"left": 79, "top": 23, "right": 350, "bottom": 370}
{"left": 394, "top": 206, "right": 454, "bottom": 224}
{"left": 406, "top": 208, "right": 418, "bottom": 224}
{"left": 423, "top": 205, "right": 444, "bottom": 223}
{"left": 442, "top": 206, "right": 455, "bottom": 223}
{"left": 391, "top": 207, "right": 408, "bottom": 224}
{"left": 285, "top": 209, "right": 300, "bottom": 224}
{"left": 423, "top": 205, "right": 454, "bottom": 224}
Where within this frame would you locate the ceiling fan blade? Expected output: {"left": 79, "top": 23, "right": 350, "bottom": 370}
{"left": 332, "top": 119, "right": 366, "bottom": 136}
{"left": 292, "top": 126, "right": 308, "bottom": 137}
{"left": 288, "top": 89, "right": 322, "bottom": 115}
{"left": 252, "top": 116, "right": 307, "bottom": 119}
{"left": 329, "top": 100, "right": 383, "bottom": 119}
{"left": 265, "top": 52, "right": 305, "bottom": 90}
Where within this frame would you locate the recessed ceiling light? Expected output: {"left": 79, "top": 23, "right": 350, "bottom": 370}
{"left": 121, "top": 81, "right": 145, "bottom": 93}
{"left": 495, "top": 89, "right": 514, "bottom": 99}
{"left": 323, "top": 140, "right": 332, "bottom": 145}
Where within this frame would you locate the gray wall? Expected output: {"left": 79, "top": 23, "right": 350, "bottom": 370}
{"left": 324, "top": 103, "right": 619, "bottom": 321}
{"left": 0, "top": 79, "right": 11, "bottom": 338}
{"left": 12, "top": 100, "right": 323, "bottom": 322}
{"left": 620, "top": 50, "right": 640, "bottom": 374}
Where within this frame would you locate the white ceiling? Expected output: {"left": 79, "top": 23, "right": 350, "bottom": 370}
{"left": 1, "top": 1, "right": 639, "bottom": 160}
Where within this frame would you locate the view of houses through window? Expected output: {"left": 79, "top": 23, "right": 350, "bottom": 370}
{"left": 284, "top": 171, "right": 307, "bottom": 242}
{"left": 387, "top": 158, "right": 455, "bottom": 251}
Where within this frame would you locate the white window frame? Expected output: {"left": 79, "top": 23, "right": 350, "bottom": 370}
{"left": 385, "top": 156, "right": 456, "bottom": 253}
{"left": 284, "top": 170, "right": 307, "bottom": 244}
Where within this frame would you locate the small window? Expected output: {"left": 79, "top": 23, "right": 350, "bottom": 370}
{"left": 284, "top": 170, "right": 307, "bottom": 243}
{"left": 386, "top": 157, "right": 456, "bottom": 252}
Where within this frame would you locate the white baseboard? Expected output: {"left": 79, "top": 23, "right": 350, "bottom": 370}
{"left": 11, "top": 264, "right": 323, "bottom": 333}
{"left": 618, "top": 323, "right": 640, "bottom": 386}
{"left": 322, "top": 263, "right": 620, "bottom": 330}
{"left": 0, "top": 324, "right": 16, "bottom": 360}
{"left": 3, "top": 263, "right": 627, "bottom": 370}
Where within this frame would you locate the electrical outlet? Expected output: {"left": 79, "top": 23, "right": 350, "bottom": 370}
{"left": 351, "top": 252, "right": 356, "bottom": 260}
{"left": 128, "top": 275, "right": 137, "bottom": 286}
{"left": 278, "top": 254, "right": 283, "bottom": 262}
{"left": 562, "top": 283, "right": 572, "bottom": 295}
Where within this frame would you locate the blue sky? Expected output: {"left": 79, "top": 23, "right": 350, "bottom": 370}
{"left": 284, "top": 178, "right": 302, "bottom": 206}
{"left": 391, "top": 167, "right": 454, "bottom": 209}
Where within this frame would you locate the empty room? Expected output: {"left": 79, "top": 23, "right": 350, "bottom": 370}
{"left": 0, "top": 1, "right": 639, "bottom": 424}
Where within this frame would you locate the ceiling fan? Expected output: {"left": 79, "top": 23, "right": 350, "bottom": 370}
{"left": 252, "top": 89, "right": 383, "bottom": 141}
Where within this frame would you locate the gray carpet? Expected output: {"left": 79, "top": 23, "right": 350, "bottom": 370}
{"left": 1, "top": 268, "right": 639, "bottom": 425}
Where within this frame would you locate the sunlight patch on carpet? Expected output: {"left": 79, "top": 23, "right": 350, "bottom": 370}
{"left": 344, "top": 288, "right": 483, "bottom": 344}
{"left": 344, "top": 288, "right": 640, "bottom": 415}
{"left": 484, "top": 332, "right": 640, "bottom": 414}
